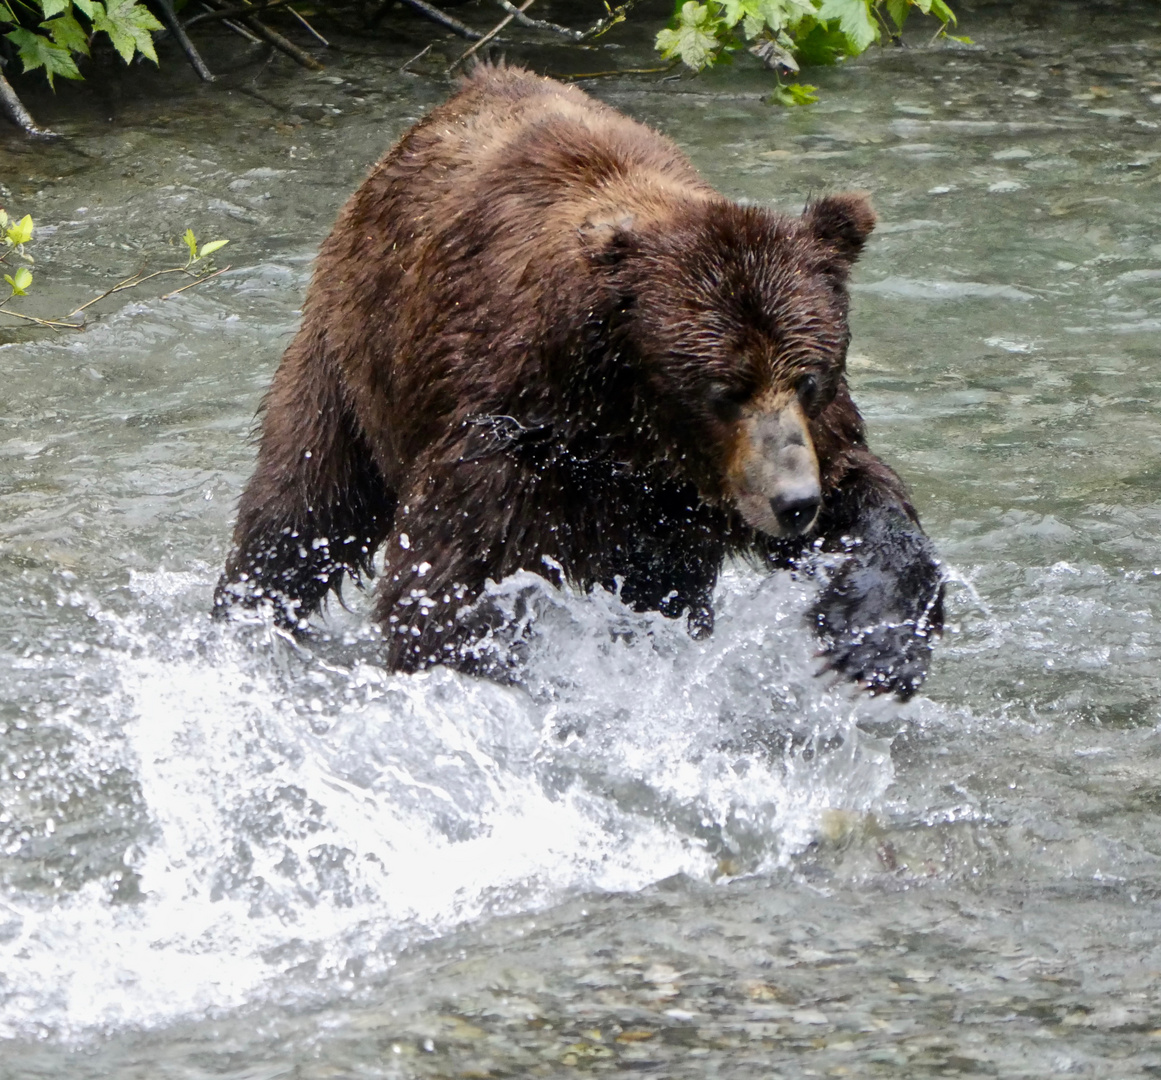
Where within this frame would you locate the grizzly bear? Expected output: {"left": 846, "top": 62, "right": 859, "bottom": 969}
{"left": 214, "top": 64, "right": 943, "bottom": 698}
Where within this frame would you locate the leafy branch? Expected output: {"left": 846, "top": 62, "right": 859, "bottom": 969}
{"left": 1, "top": 0, "right": 163, "bottom": 88}
{"left": 0, "top": 216, "right": 232, "bottom": 330}
{"left": 1, "top": 209, "right": 35, "bottom": 300}
{"left": 656, "top": 0, "right": 968, "bottom": 105}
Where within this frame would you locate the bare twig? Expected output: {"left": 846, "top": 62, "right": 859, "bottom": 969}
{"left": 155, "top": 0, "right": 216, "bottom": 81}
{"left": 204, "top": 0, "right": 324, "bottom": 70}
{"left": 184, "top": 0, "right": 291, "bottom": 28}
{"left": 400, "top": 43, "right": 433, "bottom": 73}
{"left": 579, "top": 0, "right": 640, "bottom": 42}
{"left": 65, "top": 267, "right": 187, "bottom": 319}
{"left": 2, "top": 263, "right": 230, "bottom": 329}
{"left": 287, "top": 6, "right": 330, "bottom": 47}
{"left": 0, "top": 306, "right": 82, "bottom": 330}
{"left": 0, "top": 69, "right": 57, "bottom": 138}
{"left": 399, "top": 0, "right": 481, "bottom": 40}
{"left": 448, "top": 0, "right": 536, "bottom": 73}
{"left": 556, "top": 64, "right": 675, "bottom": 80}
{"left": 218, "top": 15, "right": 264, "bottom": 44}
{"left": 493, "top": 0, "right": 579, "bottom": 39}
{"left": 161, "top": 265, "right": 233, "bottom": 299}
{"left": 242, "top": 14, "right": 325, "bottom": 69}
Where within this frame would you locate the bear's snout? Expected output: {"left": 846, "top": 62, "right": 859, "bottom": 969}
{"left": 770, "top": 490, "right": 821, "bottom": 535}
{"left": 728, "top": 393, "right": 821, "bottom": 538}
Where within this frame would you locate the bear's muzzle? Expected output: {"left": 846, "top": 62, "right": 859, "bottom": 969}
{"left": 727, "top": 391, "right": 821, "bottom": 538}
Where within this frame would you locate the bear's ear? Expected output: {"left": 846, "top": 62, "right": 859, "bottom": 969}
{"left": 805, "top": 193, "right": 876, "bottom": 266}
{"left": 579, "top": 213, "right": 637, "bottom": 267}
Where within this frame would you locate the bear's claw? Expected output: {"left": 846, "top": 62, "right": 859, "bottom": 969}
{"left": 815, "top": 620, "right": 938, "bottom": 701}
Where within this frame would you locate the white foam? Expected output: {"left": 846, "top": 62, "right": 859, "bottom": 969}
{"left": 0, "top": 566, "right": 898, "bottom": 1038}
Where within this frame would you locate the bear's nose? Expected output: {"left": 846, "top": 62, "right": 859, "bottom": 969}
{"left": 770, "top": 492, "right": 820, "bottom": 535}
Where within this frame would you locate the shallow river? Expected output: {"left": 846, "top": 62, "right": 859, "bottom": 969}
{"left": 2, "top": 0, "right": 1161, "bottom": 1075}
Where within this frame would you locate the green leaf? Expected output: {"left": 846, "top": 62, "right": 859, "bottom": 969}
{"left": 43, "top": 11, "right": 90, "bottom": 55}
{"left": 90, "top": 0, "right": 161, "bottom": 64}
{"left": 771, "top": 81, "right": 818, "bottom": 105}
{"left": 719, "top": 0, "right": 748, "bottom": 25}
{"left": 885, "top": 0, "right": 909, "bottom": 30}
{"left": 71, "top": 0, "right": 96, "bottom": 16}
{"left": 0, "top": 1, "right": 17, "bottom": 23}
{"left": 198, "top": 239, "right": 229, "bottom": 258}
{"left": 5, "top": 266, "right": 33, "bottom": 295}
{"left": 182, "top": 228, "right": 198, "bottom": 260}
{"left": 794, "top": 19, "right": 851, "bottom": 64}
{"left": 816, "top": 0, "right": 877, "bottom": 52}
{"left": 5, "top": 26, "right": 82, "bottom": 86}
{"left": 928, "top": 0, "right": 956, "bottom": 24}
{"left": 945, "top": 32, "right": 972, "bottom": 43}
{"left": 5, "top": 214, "right": 33, "bottom": 245}
{"left": 36, "top": 0, "right": 70, "bottom": 18}
{"left": 656, "top": 2, "right": 724, "bottom": 71}
{"left": 731, "top": 0, "right": 815, "bottom": 35}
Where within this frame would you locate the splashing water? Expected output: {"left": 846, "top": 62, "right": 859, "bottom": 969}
{"left": 0, "top": 564, "right": 897, "bottom": 1039}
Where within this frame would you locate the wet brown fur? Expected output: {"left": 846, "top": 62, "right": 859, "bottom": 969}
{"left": 215, "top": 65, "right": 941, "bottom": 695}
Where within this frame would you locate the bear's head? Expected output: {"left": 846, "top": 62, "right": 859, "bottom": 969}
{"left": 597, "top": 192, "right": 875, "bottom": 538}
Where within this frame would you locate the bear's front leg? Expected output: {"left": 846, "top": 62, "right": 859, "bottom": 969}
{"left": 214, "top": 339, "right": 395, "bottom": 630}
{"left": 809, "top": 453, "right": 944, "bottom": 700}
{"left": 614, "top": 487, "right": 727, "bottom": 640}
{"left": 374, "top": 458, "right": 549, "bottom": 674}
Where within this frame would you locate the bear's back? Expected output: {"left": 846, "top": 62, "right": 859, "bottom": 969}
{"left": 309, "top": 68, "right": 719, "bottom": 429}
{"left": 333, "top": 64, "right": 715, "bottom": 279}
{"left": 389, "top": 65, "right": 707, "bottom": 210}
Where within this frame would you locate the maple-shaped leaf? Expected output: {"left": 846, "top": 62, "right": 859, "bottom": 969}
{"left": 719, "top": 0, "right": 755, "bottom": 23}
{"left": 794, "top": 19, "right": 849, "bottom": 64}
{"left": 656, "top": 2, "right": 724, "bottom": 71}
{"left": 886, "top": 0, "right": 909, "bottom": 29}
{"left": 771, "top": 81, "right": 818, "bottom": 105}
{"left": 929, "top": 0, "right": 956, "bottom": 24}
{"left": 816, "top": 0, "right": 878, "bottom": 52}
{"left": 5, "top": 26, "right": 82, "bottom": 86}
{"left": 724, "top": 0, "right": 814, "bottom": 36}
{"left": 90, "top": 0, "right": 162, "bottom": 65}
{"left": 42, "top": 11, "right": 91, "bottom": 56}
{"left": 36, "top": 0, "right": 71, "bottom": 18}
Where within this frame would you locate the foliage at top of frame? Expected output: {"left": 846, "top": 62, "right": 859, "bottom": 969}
{"left": 1, "top": 0, "right": 163, "bottom": 86}
{"left": 0, "top": 0, "right": 967, "bottom": 102}
{"left": 656, "top": 0, "right": 967, "bottom": 104}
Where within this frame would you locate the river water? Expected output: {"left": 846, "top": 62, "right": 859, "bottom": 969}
{"left": 1, "top": 0, "right": 1160, "bottom": 1075}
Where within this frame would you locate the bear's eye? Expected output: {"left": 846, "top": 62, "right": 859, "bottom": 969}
{"left": 706, "top": 382, "right": 749, "bottom": 422}
{"left": 795, "top": 372, "right": 823, "bottom": 415}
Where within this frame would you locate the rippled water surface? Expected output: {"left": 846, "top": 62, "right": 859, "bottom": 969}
{"left": 3, "top": 1, "right": 1161, "bottom": 1075}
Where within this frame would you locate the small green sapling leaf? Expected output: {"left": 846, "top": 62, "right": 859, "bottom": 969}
{"left": 6, "top": 214, "right": 33, "bottom": 246}
{"left": 5, "top": 266, "right": 33, "bottom": 295}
